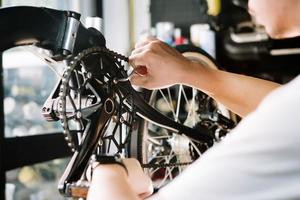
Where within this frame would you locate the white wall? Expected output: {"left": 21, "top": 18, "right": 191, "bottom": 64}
{"left": 133, "top": 0, "right": 151, "bottom": 43}
{"left": 103, "top": 0, "right": 151, "bottom": 55}
{"left": 103, "top": 0, "right": 130, "bottom": 55}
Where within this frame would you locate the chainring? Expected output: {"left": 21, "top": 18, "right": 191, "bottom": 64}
{"left": 58, "top": 47, "right": 133, "bottom": 153}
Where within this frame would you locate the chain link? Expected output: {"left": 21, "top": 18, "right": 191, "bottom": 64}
{"left": 142, "top": 161, "right": 193, "bottom": 169}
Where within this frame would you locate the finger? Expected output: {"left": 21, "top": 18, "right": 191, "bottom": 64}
{"left": 138, "top": 184, "right": 153, "bottom": 199}
{"left": 130, "top": 73, "right": 149, "bottom": 87}
{"left": 130, "top": 45, "right": 148, "bottom": 56}
{"left": 135, "top": 36, "right": 157, "bottom": 48}
{"left": 129, "top": 53, "right": 147, "bottom": 68}
{"left": 134, "top": 65, "right": 148, "bottom": 76}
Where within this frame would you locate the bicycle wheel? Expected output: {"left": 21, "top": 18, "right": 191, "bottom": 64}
{"left": 131, "top": 44, "right": 236, "bottom": 189}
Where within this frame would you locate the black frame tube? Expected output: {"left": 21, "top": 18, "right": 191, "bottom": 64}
{"left": 3, "top": 133, "right": 72, "bottom": 171}
{"left": 0, "top": 6, "right": 69, "bottom": 55}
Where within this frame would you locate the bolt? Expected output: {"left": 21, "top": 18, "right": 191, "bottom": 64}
{"left": 76, "top": 111, "right": 82, "bottom": 118}
{"left": 113, "top": 78, "right": 118, "bottom": 84}
{"left": 87, "top": 72, "right": 92, "bottom": 79}
{"left": 120, "top": 116, "right": 125, "bottom": 123}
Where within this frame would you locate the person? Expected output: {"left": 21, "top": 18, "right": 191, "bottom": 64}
{"left": 87, "top": 0, "right": 300, "bottom": 199}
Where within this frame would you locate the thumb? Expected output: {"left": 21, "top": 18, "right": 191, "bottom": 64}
{"left": 130, "top": 73, "right": 149, "bottom": 88}
{"left": 123, "top": 158, "right": 153, "bottom": 198}
{"left": 134, "top": 65, "right": 148, "bottom": 76}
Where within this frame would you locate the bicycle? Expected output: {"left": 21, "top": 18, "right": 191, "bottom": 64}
{"left": 0, "top": 6, "right": 236, "bottom": 199}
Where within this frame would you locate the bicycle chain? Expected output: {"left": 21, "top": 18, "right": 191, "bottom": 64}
{"left": 142, "top": 161, "right": 193, "bottom": 169}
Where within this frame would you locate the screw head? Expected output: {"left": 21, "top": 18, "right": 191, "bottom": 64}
{"left": 87, "top": 72, "right": 92, "bottom": 79}
{"left": 76, "top": 111, "right": 82, "bottom": 118}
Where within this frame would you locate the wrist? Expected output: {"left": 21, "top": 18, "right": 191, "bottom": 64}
{"left": 89, "top": 154, "right": 128, "bottom": 182}
{"left": 176, "top": 60, "right": 193, "bottom": 84}
{"left": 179, "top": 62, "right": 204, "bottom": 85}
{"left": 93, "top": 164, "right": 128, "bottom": 179}
{"left": 180, "top": 62, "right": 219, "bottom": 96}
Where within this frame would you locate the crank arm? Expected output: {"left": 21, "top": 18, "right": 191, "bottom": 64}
{"left": 117, "top": 82, "right": 215, "bottom": 143}
{"left": 58, "top": 97, "right": 115, "bottom": 197}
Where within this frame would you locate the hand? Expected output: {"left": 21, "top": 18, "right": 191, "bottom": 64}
{"left": 87, "top": 158, "right": 153, "bottom": 200}
{"left": 123, "top": 158, "right": 153, "bottom": 199}
{"left": 129, "top": 37, "right": 193, "bottom": 90}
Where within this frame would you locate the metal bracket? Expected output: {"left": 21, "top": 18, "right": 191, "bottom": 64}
{"left": 62, "top": 15, "right": 80, "bottom": 55}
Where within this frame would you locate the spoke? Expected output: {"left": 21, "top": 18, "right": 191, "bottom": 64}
{"left": 190, "top": 137, "right": 203, "bottom": 145}
{"left": 157, "top": 171, "right": 169, "bottom": 188}
{"left": 159, "top": 90, "right": 176, "bottom": 119}
{"left": 181, "top": 86, "right": 191, "bottom": 109}
{"left": 175, "top": 85, "right": 183, "bottom": 122}
{"left": 165, "top": 153, "right": 177, "bottom": 180}
{"left": 149, "top": 166, "right": 162, "bottom": 175}
{"left": 192, "top": 88, "right": 197, "bottom": 126}
{"left": 183, "top": 135, "right": 202, "bottom": 156}
{"left": 167, "top": 88, "right": 176, "bottom": 120}
{"left": 185, "top": 88, "right": 197, "bottom": 124}
{"left": 157, "top": 153, "right": 176, "bottom": 188}
{"left": 166, "top": 166, "right": 174, "bottom": 181}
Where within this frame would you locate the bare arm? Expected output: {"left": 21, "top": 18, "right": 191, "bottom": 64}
{"left": 181, "top": 62, "right": 281, "bottom": 117}
{"left": 129, "top": 39, "right": 281, "bottom": 117}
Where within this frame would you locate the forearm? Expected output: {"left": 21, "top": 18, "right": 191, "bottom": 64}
{"left": 181, "top": 63, "right": 281, "bottom": 117}
{"left": 87, "top": 165, "right": 139, "bottom": 200}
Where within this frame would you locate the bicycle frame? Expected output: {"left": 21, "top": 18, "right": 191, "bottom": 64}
{"left": 0, "top": 6, "right": 215, "bottom": 197}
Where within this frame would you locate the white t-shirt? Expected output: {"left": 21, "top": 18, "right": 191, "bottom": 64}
{"left": 155, "top": 75, "right": 300, "bottom": 200}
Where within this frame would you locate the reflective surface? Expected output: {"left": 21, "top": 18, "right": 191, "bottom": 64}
{"left": 3, "top": 48, "right": 62, "bottom": 137}
{"left": 1, "top": 1, "right": 94, "bottom": 199}
{"left": 6, "top": 159, "right": 69, "bottom": 200}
